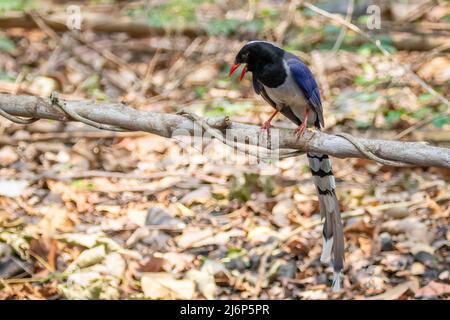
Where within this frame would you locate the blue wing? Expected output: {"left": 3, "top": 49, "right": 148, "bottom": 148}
{"left": 286, "top": 57, "right": 324, "bottom": 127}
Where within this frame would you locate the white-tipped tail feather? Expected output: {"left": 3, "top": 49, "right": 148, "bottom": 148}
{"left": 332, "top": 271, "right": 342, "bottom": 292}
{"left": 320, "top": 236, "right": 333, "bottom": 264}
{"left": 307, "top": 152, "right": 345, "bottom": 292}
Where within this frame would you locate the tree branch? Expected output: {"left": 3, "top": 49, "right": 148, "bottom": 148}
{"left": 0, "top": 93, "right": 449, "bottom": 168}
{"left": 0, "top": 11, "right": 449, "bottom": 51}
{"left": 0, "top": 11, "right": 206, "bottom": 38}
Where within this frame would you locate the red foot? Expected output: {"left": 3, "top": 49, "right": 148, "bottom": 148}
{"left": 261, "top": 120, "right": 272, "bottom": 131}
{"left": 259, "top": 110, "right": 278, "bottom": 137}
{"left": 295, "top": 123, "right": 307, "bottom": 140}
{"left": 295, "top": 108, "right": 310, "bottom": 140}
{"left": 258, "top": 121, "right": 272, "bottom": 141}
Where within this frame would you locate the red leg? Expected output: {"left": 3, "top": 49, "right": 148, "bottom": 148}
{"left": 295, "top": 108, "right": 310, "bottom": 139}
{"left": 261, "top": 110, "right": 279, "bottom": 131}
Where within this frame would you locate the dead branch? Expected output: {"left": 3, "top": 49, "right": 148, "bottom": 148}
{"left": 1, "top": 11, "right": 449, "bottom": 53}
{"left": 0, "top": 11, "right": 205, "bottom": 38}
{"left": 0, "top": 94, "right": 448, "bottom": 168}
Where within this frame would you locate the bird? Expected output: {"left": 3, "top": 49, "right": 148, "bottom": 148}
{"left": 230, "top": 40, "right": 344, "bottom": 291}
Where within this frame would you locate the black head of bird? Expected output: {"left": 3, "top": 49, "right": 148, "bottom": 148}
{"left": 229, "top": 41, "right": 285, "bottom": 85}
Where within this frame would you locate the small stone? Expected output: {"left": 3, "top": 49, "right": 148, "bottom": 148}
{"left": 379, "top": 232, "right": 394, "bottom": 251}
{"left": 384, "top": 206, "right": 409, "bottom": 219}
{"left": 145, "top": 206, "right": 184, "bottom": 228}
{"left": 249, "top": 254, "right": 261, "bottom": 270}
{"left": 414, "top": 251, "right": 437, "bottom": 268}
{"left": 225, "top": 257, "right": 247, "bottom": 272}
{"left": 315, "top": 273, "right": 328, "bottom": 285}
{"left": 141, "top": 230, "right": 170, "bottom": 251}
{"left": 423, "top": 268, "right": 439, "bottom": 280}
{"left": 209, "top": 210, "right": 224, "bottom": 217}
{"left": 276, "top": 260, "right": 296, "bottom": 279}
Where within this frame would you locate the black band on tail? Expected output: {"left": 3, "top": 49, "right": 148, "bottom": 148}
{"left": 307, "top": 152, "right": 344, "bottom": 291}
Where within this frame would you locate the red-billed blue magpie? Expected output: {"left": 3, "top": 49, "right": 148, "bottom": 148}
{"left": 230, "top": 41, "right": 344, "bottom": 291}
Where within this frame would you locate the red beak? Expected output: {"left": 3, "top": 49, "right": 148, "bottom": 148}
{"left": 229, "top": 63, "right": 248, "bottom": 81}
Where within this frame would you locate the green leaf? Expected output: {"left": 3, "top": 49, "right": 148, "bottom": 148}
{"left": 206, "top": 18, "right": 241, "bottom": 36}
{"left": 418, "top": 93, "right": 433, "bottom": 103}
{"left": 376, "top": 35, "right": 397, "bottom": 54}
{"left": 411, "top": 107, "right": 431, "bottom": 119}
{"left": 194, "top": 86, "right": 207, "bottom": 99}
{"left": 261, "top": 176, "right": 275, "bottom": 197}
{"left": 357, "top": 43, "right": 373, "bottom": 56}
{"left": 323, "top": 24, "right": 341, "bottom": 35}
{"left": 0, "top": 36, "right": 15, "bottom": 52}
{"left": 229, "top": 176, "right": 251, "bottom": 202}
{"left": 226, "top": 247, "right": 246, "bottom": 259}
{"left": 355, "top": 120, "right": 371, "bottom": 129}
{"left": 355, "top": 75, "right": 369, "bottom": 86}
{"left": 357, "top": 15, "right": 370, "bottom": 25}
{"left": 356, "top": 92, "right": 380, "bottom": 102}
{"left": 442, "top": 14, "right": 450, "bottom": 23}
{"left": 204, "top": 100, "right": 252, "bottom": 117}
{"left": 0, "top": 0, "right": 32, "bottom": 12}
{"left": 71, "top": 179, "right": 96, "bottom": 191}
{"left": 128, "top": 0, "right": 204, "bottom": 29}
{"left": 240, "top": 19, "right": 264, "bottom": 34}
{"left": 385, "top": 110, "right": 404, "bottom": 124}
{"left": 0, "top": 70, "right": 15, "bottom": 81}
{"left": 431, "top": 116, "right": 450, "bottom": 128}
{"left": 259, "top": 8, "right": 278, "bottom": 18}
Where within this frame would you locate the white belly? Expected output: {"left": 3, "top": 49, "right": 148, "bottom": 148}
{"left": 263, "top": 74, "right": 314, "bottom": 125}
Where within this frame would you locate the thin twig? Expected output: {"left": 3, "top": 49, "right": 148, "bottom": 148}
{"left": 394, "top": 110, "right": 450, "bottom": 139}
{"left": 28, "top": 10, "right": 61, "bottom": 42}
{"left": 335, "top": 132, "right": 409, "bottom": 167}
{"left": 50, "top": 92, "right": 130, "bottom": 132}
{"left": 70, "top": 31, "right": 141, "bottom": 79}
{"left": 0, "top": 108, "right": 38, "bottom": 124}
{"left": 253, "top": 241, "right": 278, "bottom": 297}
{"left": 332, "top": 0, "right": 354, "bottom": 53}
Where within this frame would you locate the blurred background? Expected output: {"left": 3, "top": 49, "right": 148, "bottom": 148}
{"left": 0, "top": 0, "right": 449, "bottom": 299}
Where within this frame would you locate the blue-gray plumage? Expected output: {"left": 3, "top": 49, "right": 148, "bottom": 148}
{"left": 231, "top": 40, "right": 344, "bottom": 291}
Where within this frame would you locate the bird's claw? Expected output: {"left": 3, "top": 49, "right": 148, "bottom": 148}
{"left": 260, "top": 121, "right": 272, "bottom": 131}
{"left": 258, "top": 121, "right": 273, "bottom": 141}
{"left": 295, "top": 124, "right": 307, "bottom": 140}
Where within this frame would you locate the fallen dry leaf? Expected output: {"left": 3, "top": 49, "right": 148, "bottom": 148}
{"left": 180, "top": 186, "right": 212, "bottom": 206}
{"left": 0, "top": 180, "right": 29, "bottom": 198}
{"left": 366, "top": 278, "right": 419, "bottom": 300}
{"left": 187, "top": 268, "right": 217, "bottom": 300}
{"left": 141, "top": 272, "right": 196, "bottom": 299}
{"left": 272, "top": 198, "right": 293, "bottom": 227}
{"left": 176, "top": 227, "right": 245, "bottom": 249}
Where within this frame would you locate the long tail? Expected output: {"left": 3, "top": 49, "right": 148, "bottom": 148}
{"left": 307, "top": 152, "right": 344, "bottom": 291}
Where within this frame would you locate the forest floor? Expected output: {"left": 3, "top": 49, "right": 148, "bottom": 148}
{"left": 0, "top": 0, "right": 449, "bottom": 300}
